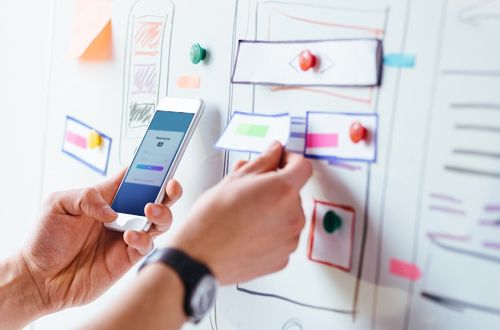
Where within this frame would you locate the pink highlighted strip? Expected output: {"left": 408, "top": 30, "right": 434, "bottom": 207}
{"left": 389, "top": 258, "right": 421, "bottom": 281}
{"left": 306, "top": 133, "right": 338, "bottom": 148}
{"left": 66, "top": 131, "right": 87, "bottom": 149}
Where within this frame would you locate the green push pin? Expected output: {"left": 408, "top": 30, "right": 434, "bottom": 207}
{"left": 190, "top": 43, "right": 207, "bottom": 64}
{"left": 323, "top": 210, "right": 342, "bottom": 234}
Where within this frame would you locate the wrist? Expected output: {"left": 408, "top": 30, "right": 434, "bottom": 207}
{"left": 0, "top": 254, "right": 47, "bottom": 328}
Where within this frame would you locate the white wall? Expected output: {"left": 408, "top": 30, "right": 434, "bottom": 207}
{"left": 0, "top": 1, "right": 52, "bottom": 259}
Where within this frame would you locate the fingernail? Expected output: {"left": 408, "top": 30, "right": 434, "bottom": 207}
{"left": 103, "top": 205, "right": 115, "bottom": 216}
{"left": 151, "top": 205, "right": 162, "bottom": 217}
{"left": 128, "top": 231, "right": 139, "bottom": 243}
{"left": 268, "top": 141, "right": 281, "bottom": 150}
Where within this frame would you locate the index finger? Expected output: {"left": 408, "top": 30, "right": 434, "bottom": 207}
{"left": 278, "top": 152, "right": 313, "bottom": 190}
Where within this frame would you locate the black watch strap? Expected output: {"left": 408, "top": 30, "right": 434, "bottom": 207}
{"left": 139, "top": 248, "right": 214, "bottom": 319}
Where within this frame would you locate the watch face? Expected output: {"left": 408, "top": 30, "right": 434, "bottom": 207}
{"left": 190, "top": 275, "right": 217, "bottom": 320}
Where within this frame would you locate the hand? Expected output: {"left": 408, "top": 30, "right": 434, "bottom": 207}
{"left": 168, "top": 142, "right": 312, "bottom": 284}
{"left": 16, "top": 170, "right": 182, "bottom": 316}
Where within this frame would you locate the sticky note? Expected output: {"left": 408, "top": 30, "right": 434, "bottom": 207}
{"left": 308, "top": 200, "right": 355, "bottom": 271}
{"left": 232, "top": 39, "right": 382, "bottom": 87}
{"left": 384, "top": 54, "right": 416, "bottom": 68}
{"left": 305, "top": 111, "right": 378, "bottom": 163}
{"left": 216, "top": 112, "right": 290, "bottom": 153}
{"left": 176, "top": 75, "right": 201, "bottom": 89}
{"left": 389, "top": 259, "right": 421, "bottom": 281}
{"left": 68, "top": 0, "right": 113, "bottom": 60}
{"left": 62, "top": 116, "right": 112, "bottom": 175}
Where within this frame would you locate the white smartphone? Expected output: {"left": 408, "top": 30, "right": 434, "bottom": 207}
{"left": 105, "top": 97, "right": 204, "bottom": 232}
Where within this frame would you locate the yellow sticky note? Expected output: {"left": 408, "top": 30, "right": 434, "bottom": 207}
{"left": 87, "top": 130, "right": 103, "bottom": 149}
{"left": 68, "top": 0, "right": 113, "bottom": 61}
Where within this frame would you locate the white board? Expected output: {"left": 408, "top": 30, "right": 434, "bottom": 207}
{"left": 39, "top": 0, "right": 500, "bottom": 329}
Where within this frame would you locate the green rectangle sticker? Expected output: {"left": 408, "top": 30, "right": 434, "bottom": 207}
{"left": 235, "top": 123, "right": 269, "bottom": 138}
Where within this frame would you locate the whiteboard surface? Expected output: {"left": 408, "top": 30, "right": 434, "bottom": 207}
{"left": 38, "top": 0, "right": 500, "bottom": 329}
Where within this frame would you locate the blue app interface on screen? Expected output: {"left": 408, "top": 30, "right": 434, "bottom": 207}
{"left": 112, "top": 111, "right": 194, "bottom": 216}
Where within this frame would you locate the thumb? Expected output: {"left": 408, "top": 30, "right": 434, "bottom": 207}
{"left": 56, "top": 188, "right": 117, "bottom": 223}
{"left": 239, "top": 141, "right": 283, "bottom": 174}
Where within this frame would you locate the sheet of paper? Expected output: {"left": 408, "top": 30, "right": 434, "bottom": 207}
{"left": 216, "top": 112, "right": 290, "bottom": 153}
{"left": 308, "top": 200, "right": 355, "bottom": 271}
{"left": 68, "top": 0, "right": 113, "bottom": 60}
{"left": 62, "top": 116, "right": 112, "bottom": 175}
{"left": 305, "top": 111, "right": 378, "bottom": 162}
{"left": 232, "top": 39, "right": 382, "bottom": 87}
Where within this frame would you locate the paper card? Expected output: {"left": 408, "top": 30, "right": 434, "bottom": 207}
{"left": 68, "top": 0, "right": 113, "bottom": 60}
{"left": 232, "top": 39, "right": 382, "bottom": 87}
{"left": 308, "top": 200, "right": 355, "bottom": 271}
{"left": 216, "top": 112, "right": 290, "bottom": 153}
{"left": 62, "top": 116, "right": 112, "bottom": 175}
{"left": 305, "top": 111, "right": 378, "bottom": 163}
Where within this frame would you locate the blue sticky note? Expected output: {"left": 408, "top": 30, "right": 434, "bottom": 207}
{"left": 384, "top": 54, "right": 416, "bottom": 68}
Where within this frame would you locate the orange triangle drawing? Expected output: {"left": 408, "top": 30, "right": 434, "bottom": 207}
{"left": 68, "top": 0, "right": 113, "bottom": 61}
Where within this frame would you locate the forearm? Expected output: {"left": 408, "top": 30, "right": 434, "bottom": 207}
{"left": 84, "top": 264, "right": 186, "bottom": 330}
{"left": 0, "top": 255, "right": 45, "bottom": 329}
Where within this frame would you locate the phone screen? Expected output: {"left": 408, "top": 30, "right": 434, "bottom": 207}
{"left": 112, "top": 110, "right": 194, "bottom": 216}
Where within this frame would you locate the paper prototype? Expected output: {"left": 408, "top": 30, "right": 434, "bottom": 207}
{"left": 232, "top": 39, "right": 382, "bottom": 87}
{"left": 216, "top": 112, "right": 290, "bottom": 153}
{"left": 305, "top": 111, "right": 378, "bottom": 163}
{"left": 68, "top": 0, "right": 113, "bottom": 60}
{"left": 308, "top": 200, "right": 355, "bottom": 271}
{"left": 62, "top": 116, "right": 112, "bottom": 175}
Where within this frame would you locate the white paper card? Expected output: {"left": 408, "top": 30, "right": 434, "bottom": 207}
{"left": 305, "top": 111, "right": 378, "bottom": 162}
{"left": 232, "top": 39, "right": 382, "bottom": 87}
{"left": 216, "top": 112, "right": 290, "bottom": 153}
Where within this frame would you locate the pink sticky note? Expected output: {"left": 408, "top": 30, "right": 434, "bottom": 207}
{"left": 389, "top": 258, "right": 421, "bottom": 281}
{"left": 176, "top": 75, "right": 201, "bottom": 89}
{"left": 68, "top": 0, "right": 113, "bottom": 60}
{"left": 66, "top": 132, "right": 87, "bottom": 149}
{"left": 306, "top": 133, "right": 339, "bottom": 148}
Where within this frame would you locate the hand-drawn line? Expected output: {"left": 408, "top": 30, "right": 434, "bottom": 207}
{"left": 270, "top": 6, "right": 384, "bottom": 37}
{"left": 129, "top": 102, "right": 155, "bottom": 128}
{"left": 290, "top": 132, "right": 305, "bottom": 139}
{"left": 282, "top": 318, "right": 303, "bottom": 330}
{"left": 444, "top": 165, "right": 500, "bottom": 179}
{"left": 134, "top": 21, "right": 162, "bottom": 50}
{"left": 485, "top": 204, "right": 500, "bottom": 212}
{"left": 429, "top": 235, "right": 500, "bottom": 263}
{"left": 429, "top": 193, "right": 463, "bottom": 204}
{"left": 132, "top": 64, "right": 158, "bottom": 95}
{"left": 270, "top": 86, "right": 374, "bottom": 104}
{"left": 236, "top": 286, "right": 355, "bottom": 314}
{"left": 458, "top": 0, "right": 500, "bottom": 26}
{"left": 428, "top": 205, "right": 466, "bottom": 216}
{"left": 455, "top": 124, "right": 500, "bottom": 133}
{"left": 422, "top": 291, "right": 500, "bottom": 316}
{"left": 450, "top": 102, "right": 500, "bottom": 111}
{"left": 442, "top": 69, "right": 500, "bottom": 77}
{"left": 327, "top": 160, "right": 363, "bottom": 171}
{"left": 483, "top": 241, "right": 500, "bottom": 250}
{"left": 427, "top": 232, "right": 471, "bottom": 242}
{"left": 478, "top": 219, "right": 500, "bottom": 225}
{"left": 453, "top": 149, "right": 500, "bottom": 159}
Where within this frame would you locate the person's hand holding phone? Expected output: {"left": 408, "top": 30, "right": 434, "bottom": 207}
{"left": 10, "top": 171, "right": 182, "bottom": 323}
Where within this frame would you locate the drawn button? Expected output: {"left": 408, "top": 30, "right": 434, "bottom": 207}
{"left": 87, "top": 130, "right": 103, "bottom": 149}
{"left": 298, "top": 49, "right": 317, "bottom": 71}
{"left": 190, "top": 43, "right": 207, "bottom": 64}
{"left": 349, "top": 121, "right": 367, "bottom": 143}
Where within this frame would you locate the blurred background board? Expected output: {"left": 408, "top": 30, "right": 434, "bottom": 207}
{"left": 3, "top": 0, "right": 499, "bottom": 329}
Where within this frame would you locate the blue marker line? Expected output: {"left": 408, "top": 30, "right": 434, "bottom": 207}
{"left": 384, "top": 54, "right": 416, "bottom": 68}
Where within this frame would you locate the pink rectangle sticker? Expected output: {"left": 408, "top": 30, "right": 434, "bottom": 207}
{"left": 66, "top": 131, "right": 87, "bottom": 149}
{"left": 306, "top": 133, "right": 339, "bottom": 148}
{"left": 389, "top": 258, "right": 421, "bottom": 281}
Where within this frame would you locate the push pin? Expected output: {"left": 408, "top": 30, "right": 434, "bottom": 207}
{"left": 298, "top": 49, "right": 317, "bottom": 71}
{"left": 87, "top": 130, "right": 103, "bottom": 149}
{"left": 349, "top": 121, "right": 367, "bottom": 143}
{"left": 323, "top": 210, "right": 342, "bottom": 234}
{"left": 190, "top": 43, "right": 207, "bottom": 64}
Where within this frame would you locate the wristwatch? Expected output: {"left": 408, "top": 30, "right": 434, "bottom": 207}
{"left": 139, "top": 247, "right": 218, "bottom": 323}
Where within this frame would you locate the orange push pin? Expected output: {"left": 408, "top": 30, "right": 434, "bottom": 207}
{"left": 350, "top": 121, "right": 367, "bottom": 143}
{"left": 298, "top": 49, "right": 317, "bottom": 71}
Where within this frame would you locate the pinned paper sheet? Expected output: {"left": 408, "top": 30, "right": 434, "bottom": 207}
{"left": 216, "top": 112, "right": 290, "bottom": 153}
{"left": 232, "top": 39, "right": 382, "bottom": 87}
{"left": 62, "top": 116, "right": 112, "bottom": 175}
{"left": 308, "top": 200, "right": 355, "bottom": 271}
{"left": 68, "top": 0, "right": 113, "bottom": 60}
{"left": 305, "top": 111, "right": 378, "bottom": 163}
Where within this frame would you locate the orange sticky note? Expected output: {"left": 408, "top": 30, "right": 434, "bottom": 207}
{"left": 68, "top": 0, "right": 113, "bottom": 61}
{"left": 176, "top": 75, "right": 201, "bottom": 89}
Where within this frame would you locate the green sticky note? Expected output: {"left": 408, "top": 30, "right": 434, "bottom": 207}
{"left": 235, "top": 123, "right": 269, "bottom": 138}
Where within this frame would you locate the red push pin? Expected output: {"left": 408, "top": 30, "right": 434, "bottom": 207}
{"left": 350, "top": 121, "right": 367, "bottom": 143}
{"left": 298, "top": 49, "right": 317, "bottom": 71}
